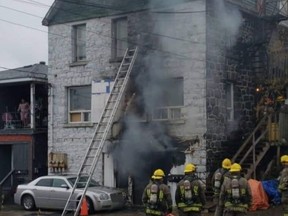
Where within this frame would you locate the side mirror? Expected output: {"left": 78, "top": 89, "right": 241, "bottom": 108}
{"left": 60, "top": 184, "right": 69, "bottom": 189}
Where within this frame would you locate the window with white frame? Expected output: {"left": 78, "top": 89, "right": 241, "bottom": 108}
{"left": 68, "top": 86, "right": 91, "bottom": 123}
{"left": 73, "top": 24, "right": 86, "bottom": 62}
{"left": 112, "top": 17, "right": 128, "bottom": 59}
{"left": 152, "top": 77, "right": 184, "bottom": 120}
{"left": 226, "top": 83, "right": 234, "bottom": 121}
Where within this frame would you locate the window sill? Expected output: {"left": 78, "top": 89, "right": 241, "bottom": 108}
{"left": 69, "top": 61, "right": 89, "bottom": 67}
{"left": 152, "top": 119, "right": 186, "bottom": 124}
{"left": 109, "top": 57, "right": 123, "bottom": 63}
{"left": 63, "top": 122, "right": 94, "bottom": 128}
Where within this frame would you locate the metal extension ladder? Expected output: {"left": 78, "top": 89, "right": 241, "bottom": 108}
{"left": 61, "top": 47, "right": 138, "bottom": 216}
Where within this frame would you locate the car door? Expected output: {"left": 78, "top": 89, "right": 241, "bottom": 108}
{"left": 49, "top": 178, "right": 71, "bottom": 209}
{"left": 33, "top": 178, "right": 53, "bottom": 208}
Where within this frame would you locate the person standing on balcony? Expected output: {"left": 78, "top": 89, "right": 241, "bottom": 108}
{"left": 219, "top": 163, "right": 252, "bottom": 216}
{"left": 17, "top": 98, "right": 30, "bottom": 127}
{"left": 278, "top": 155, "right": 288, "bottom": 216}
{"left": 212, "top": 158, "right": 232, "bottom": 216}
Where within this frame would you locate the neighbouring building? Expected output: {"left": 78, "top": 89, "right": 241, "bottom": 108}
{"left": 43, "top": 0, "right": 288, "bottom": 203}
{"left": 0, "top": 62, "right": 48, "bottom": 200}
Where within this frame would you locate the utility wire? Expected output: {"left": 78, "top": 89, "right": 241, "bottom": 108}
{"left": 0, "top": 2, "right": 205, "bottom": 61}
{"left": 16, "top": 0, "right": 205, "bottom": 43}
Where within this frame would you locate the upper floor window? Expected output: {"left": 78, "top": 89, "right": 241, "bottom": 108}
{"left": 226, "top": 83, "right": 234, "bottom": 121}
{"left": 73, "top": 24, "right": 86, "bottom": 62}
{"left": 68, "top": 86, "right": 91, "bottom": 123}
{"left": 112, "top": 17, "right": 128, "bottom": 60}
{"left": 152, "top": 77, "right": 184, "bottom": 120}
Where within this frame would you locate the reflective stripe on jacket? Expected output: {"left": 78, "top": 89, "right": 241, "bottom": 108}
{"left": 177, "top": 182, "right": 202, "bottom": 212}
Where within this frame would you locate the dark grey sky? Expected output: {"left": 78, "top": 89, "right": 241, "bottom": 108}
{"left": 0, "top": 0, "right": 54, "bottom": 71}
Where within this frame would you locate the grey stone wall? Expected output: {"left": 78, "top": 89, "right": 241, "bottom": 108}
{"left": 206, "top": 0, "right": 258, "bottom": 175}
{"left": 48, "top": 0, "right": 208, "bottom": 184}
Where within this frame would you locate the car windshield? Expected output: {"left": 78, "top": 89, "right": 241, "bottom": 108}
{"left": 67, "top": 176, "right": 100, "bottom": 188}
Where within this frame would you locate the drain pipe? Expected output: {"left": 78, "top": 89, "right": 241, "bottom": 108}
{"left": 49, "top": 84, "right": 54, "bottom": 155}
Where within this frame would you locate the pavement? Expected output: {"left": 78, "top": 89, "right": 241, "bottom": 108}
{"left": 0, "top": 204, "right": 283, "bottom": 216}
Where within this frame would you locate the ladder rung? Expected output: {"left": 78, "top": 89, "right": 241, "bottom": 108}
{"left": 86, "top": 155, "right": 95, "bottom": 158}
{"left": 61, "top": 48, "right": 138, "bottom": 216}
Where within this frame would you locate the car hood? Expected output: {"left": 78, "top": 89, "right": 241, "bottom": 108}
{"left": 87, "top": 186, "right": 121, "bottom": 194}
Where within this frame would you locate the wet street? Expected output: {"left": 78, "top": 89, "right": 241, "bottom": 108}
{"left": 0, "top": 204, "right": 283, "bottom": 216}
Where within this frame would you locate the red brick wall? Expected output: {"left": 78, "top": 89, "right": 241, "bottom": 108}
{"left": 0, "top": 135, "right": 32, "bottom": 143}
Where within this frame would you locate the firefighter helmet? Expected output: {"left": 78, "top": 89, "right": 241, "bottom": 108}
{"left": 230, "top": 163, "right": 242, "bottom": 172}
{"left": 281, "top": 155, "right": 288, "bottom": 163}
{"left": 152, "top": 169, "right": 165, "bottom": 179}
{"left": 222, "top": 158, "right": 232, "bottom": 169}
{"left": 184, "top": 163, "right": 196, "bottom": 173}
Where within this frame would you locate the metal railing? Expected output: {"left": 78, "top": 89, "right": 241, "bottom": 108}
{"left": 1, "top": 111, "right": 47, "bottom": 129}
{"left": 0, "top": 169, "right": 15, "bottom": 210}
{"left": 232, "top": 113, "right": 275, "bottom": 179}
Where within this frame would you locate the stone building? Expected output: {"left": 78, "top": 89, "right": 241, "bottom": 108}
{"left": 43, "top": 0, "right": 285, "bottom": 203}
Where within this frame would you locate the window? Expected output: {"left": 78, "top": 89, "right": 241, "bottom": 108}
{"left": 36, "top": 178, "right": 52, "bottom": 187}
{"left": 112, "top": 17, "right": 128, "bottom": 59}
{"left": 73, "top": 24, "right": 86, "bottom": 62}
{"left": 52, "top": 179, "right": 67, "bottom": 188}
{"left": 152, "top": 77, "right": 184, "bottom": 120}
{"left": 226, "top": 83, "right": 234, "bottom": 121}
{"left": 68, "top": 86, "right": 91, "bottom": 123}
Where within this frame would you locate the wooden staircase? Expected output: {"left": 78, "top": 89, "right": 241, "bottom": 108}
{"left": 232, "top": 113, "right": 276, "bottom": 179}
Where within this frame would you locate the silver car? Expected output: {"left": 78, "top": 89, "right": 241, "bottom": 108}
{"left": 14, "top": 175, "right": 125, "bottom": 213}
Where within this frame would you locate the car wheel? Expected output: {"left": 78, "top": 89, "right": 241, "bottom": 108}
{"left": 22, "top": 194, "right": 35, "bottom": 211}
{"left": 78, "top": 197, "right": 94, "bottom": 214}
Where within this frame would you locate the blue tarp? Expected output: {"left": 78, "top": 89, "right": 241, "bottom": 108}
{"left": 262, "top": 179, "right": 282, "bottom": 205}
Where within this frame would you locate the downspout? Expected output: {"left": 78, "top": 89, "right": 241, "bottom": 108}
{"left": 49, "top": 84, "right": 54, "bottom": 152}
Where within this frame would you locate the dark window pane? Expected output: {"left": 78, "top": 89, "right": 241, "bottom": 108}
{"left": 69, "top": 86, "right": 91, "bottom": 111}
{"left": 52, "top": 179, "right": 67, "bottom": 188}
{"left": 36, "top": 179, "right": 52, "bottom": 187}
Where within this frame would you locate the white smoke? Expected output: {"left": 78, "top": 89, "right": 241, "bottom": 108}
{"left": 215, "top": 0, "right": 243, "bottom": 46}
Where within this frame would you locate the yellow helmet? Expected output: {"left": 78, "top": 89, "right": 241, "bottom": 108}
{"left": 281, "top": 155, "right": 288, "bottom": 163}
{"left": 152, "top": 169, "right": 165, "bottom": 179}
{"left": 184, "top": 163, "right": 196, "bottom": 173}
{"left": 230, "top": 163, "right": 242, "bottom": 172}
{"left": 222, "top": 158, "right": 232, "bottom": 169}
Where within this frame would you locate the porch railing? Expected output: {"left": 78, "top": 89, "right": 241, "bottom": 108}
{"left": 0, "top": 111, "right": 47, "bottom": 129}
{"left": 0, "top": 169, "right": 15, "bottom": 210}
{"left": 232, "top": 113, "right": 276, "bottom": 179}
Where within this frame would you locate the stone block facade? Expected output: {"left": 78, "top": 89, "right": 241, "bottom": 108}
{"left": 48, "top": 0, "right": 207, "bottom": 185}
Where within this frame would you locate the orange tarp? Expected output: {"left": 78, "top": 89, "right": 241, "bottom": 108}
{"left": 248, "top": 179, "right": 269, "bottom": 211}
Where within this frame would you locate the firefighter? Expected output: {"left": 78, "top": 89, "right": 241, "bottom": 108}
{"left": 278, "top": 155, "right": 288, "bottom": 216}
{"left": 175, "top": 163, "right": 206, "bottom": 216}
{"left": 212, "top": 158, "right": 232, "bottom": 216}
{"left": 219, "top": 163, "right": 252, "bottom": 216}
{"left": 142, "top": 169, "right": 173, "bottom": 216}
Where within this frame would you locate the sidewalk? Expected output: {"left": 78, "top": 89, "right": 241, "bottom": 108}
{"left": 0, "top": 204, "right": 283, "bottom": 216}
